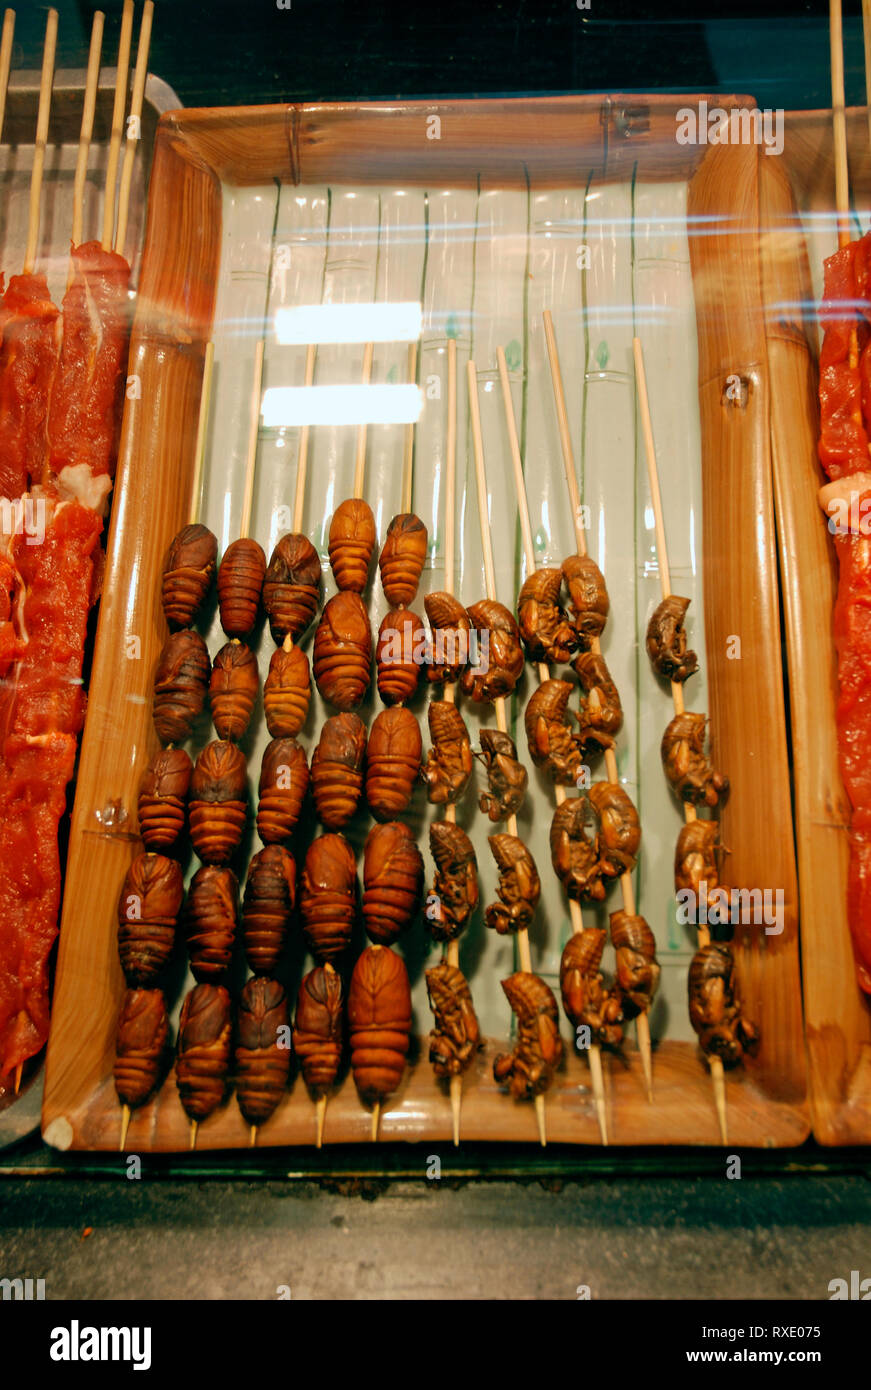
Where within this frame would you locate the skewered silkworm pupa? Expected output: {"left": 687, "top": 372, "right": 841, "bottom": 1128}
{"left": 362, "top": 821, "right": 424, "bottom": 944}
{"left": 348, "top": 944, "right": 413, "bottom": 1104}
{"left": 377, "top": 607, "right": 425, "bottom": 706}
{"left": 263, "top": 643, "right": 311, "bottom": 738}
{"left": 476, "top": 728, "right": 528, "bottom": 822}
{"left": 424, "top": 591, "right": 472, "bottom": 683}
{"left": 661, "top": 712, "right": 729, "bottom": 808}
{"left": 426, "top": 821, "right": 479, "bottom": 942}
{"left": 210, "top": 640, "right": 259, "bottom": 741}
{"left": 300, "top": 833, "right": 357, "bottom": 962}
{"left": 425, "top": 961, "right": 480, "bottom": 1079}
{"left": 549, "top": 797, "right": 604, "bottom": 902}
{"left": 674, "top": 819, "right": 722, "bottom": 896}
{"left": 313, "top": 591, "right": 372, "bottom": 710}
{"left": 493, "top": 972, "right": 564, "bottom": 1100}
{"left": 366, "top": 707, "right": 422, "bottom": 820}
{"left": 292, "top": 964, "right": 344, "bottom": 1096}
{"left": 378, "top": 512, "right": 428, "bottom": 606}
{"left": 688, "top": 942, "right": 759, "bottom": 1067}
{"left": 175, "top": 982, "right": 233, "bottom": 1122}
{"left": 185, "top": 865, "right": 238, "bottom": 981}
{"left": 524, "top": 679, "right": 586, "bottom": 785}
{"left": 257, "top": 737, "right": 309, "bottom": 843}
{"left": 218, "top": 537, "right": 267, "bottom": 638}
{"left": 328, "top": 497, "right": 377, "bottom": 592}
{"left": 461, "top": 599, "right": 525, "bottom": 702}
{"left": 646, "top": 594, "right": 698, "bottom": 684}
{"left": 610, "top": 910, "right": 661, "bottom": 1019}
{"left": 235, "top": 976, "right": 291, "bottom": 1126}
{"left": 188, "top": 740, "right": 248, "bottom": 865}
{"left": 310, "top": 713, "right": 366, "bottom": 829}
{"left": 114, "top": 987, "right": 169, "bottom": 1109}
{"left": 561, "top": 554, "right": 609, "bottom": 648}
{"left": 484, "top": 834, "right": 541, "bottom": 936}
{"left": 516, "top": 567, "right": 577, "bottom": 665}
{"left": 421, "top": 700, "right": 473, "bottom": 806}
{"left": 161, "top": 523, "right": 218, "bottom": 629}
{"left": 242, "top": 845, "right": 296, "bottom": 975}
{"left": 572, "top": 651, "right": 623, "bottom": 756}
{"left": 137, "top": 747, "right": 192, "bottom": 850}
{"left": 262, "top": 532, "right": 322, "bottom": 644}
{"left": 559, "top": 930, "right": 624, "bottom": 1049}
{"left": 117, "top": 852, "right": 184, "bottom": 985}
{"left": 153, "top": 629, "right": 210, "bottom": 745}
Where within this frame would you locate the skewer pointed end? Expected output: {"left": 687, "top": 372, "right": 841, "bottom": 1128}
{"left": 189, "top": 1120, "right": 198, "bottom": 1152}
{"left": 13, "top": 1063, "right": 22, "bottom": 1095}
{"left": 119, "top": 1104, "right": 131, "bottom": 1152}
{"left": 636, "top": 1014, "right": 655, "bottom": 1104}
{"left": 371, "top": 1102, "right": 381, "bottom": 1143}
{"left": 535, "top": 1093, "right": 547, "bottom": 1148}
{"left": 249, "top": 1125, "right": 258, "bottom": 1148}
{"left": 450, "top": 1074, "right": 462, "bottom": 1148}
{"left": 710, "top": 1057, "right": 729, "bottom": 1144}
{"left": 315, "top": 1094, "right": 327, "bottom": 1149}
{"left": 588, "top": 1044, "right": 609, "bottom": 1146}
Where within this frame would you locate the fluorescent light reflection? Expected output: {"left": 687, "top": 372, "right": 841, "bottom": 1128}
{"left": 275, "top": 301, "right": 422, "bottom": 345}
{"left": 262, "top": 384, "right": 423, "bottom": 428}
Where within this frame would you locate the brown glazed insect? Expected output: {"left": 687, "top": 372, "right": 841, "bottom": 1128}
{"left": 263, "top": 643, "right": 311, "bottom": 739}
{"left": 209, "top": 640, "right": 259, "bottom": 741}
{"left": 217, "top": 537, "right": 267, "bottom": 638}
{"left": 662, "top": 712, "right": 729, "bottom": 808}
{"left": 421, "top": 700, "right": 473, "bottom": 806}
{"left": 549, "top": 797, "right": 604, "bottom": 902}
{"left": 365, "top": 707, "right": 422, "bottom": 821}
{"left": 610, "top": 911, "right": 661, "bottom": 1020}
{"left": 262, "top": 532, "right": 322, "bottom": 644}
{"left": 328, "top": 497, "right": 377, "bottom": 592}
{"left": 493, "top": 972, "right": 564, "bottom": 1100}
{"left": 589, "top": 781, "right": 641, "bottom": 880}
{"left": 561, "top": 554, "right": 609, "bottom": 648}
{"left": 152, "top": 629, "right": 210, "bottom": 745}
{"left": 175, "top": 982, "right": 233, "bottom": 1122}
{"left": 161, "top": 523, "right": 218, "bottom": 629}
{"left": 484, "top": 834, "right": 541, "bottom": 936}
{"left": 376, "top": 607, "right": 425, "bottom": 706}
{"left": 348, "top": 944, "right": 413, "bottom": 1104}
{"left": 234, "top": 976, "right": 291, "bottom": 1126}
{"left": 476, "top": 729, "right": 528, "bottom": 822}
{"left": 425, "top": 961, "right": 480, "bottom": 1079}
{"left": 423, "top": 591, "right": 472, "bottom": 683}
{"left": 313, "top": 591, "right": 372, "bottom": 710}
{"left": 378, "top": 512, "right": 428, "bottom": 607}
{"left": 559, "top": 931, "right": 624, "bottom": 1050}
{"left": 188, "top": 740, "right": 248, "bottom": 865}
{"left": 572, "top": 651, "right": 623, "bottom": 756}
{"left": 257, "top": 737, "right": 310, "bottom": 843}
{"left": 674, "top": 819, "right": 722, "bottom": 895}
{"left": 114, "top": 988, "right": 169, "bottom": 1108}
{"left": 242, "top": 845, "right": 296, "bottom": 975}
{"left": 300, "top": 833, "right": 357, "bottom": 962}
{"left": 426, "top": 821, "right": 479, "bottom": 942}
{"left": 517, "top": 567, "right": 577, "bottom": 665}
{"left": 310, "top": 713, "right": 366, "bottom": 830}
{"left": 137, "top": 747, "right": 192, "bottom": 850}
{"left": 461, "top": 599, "right": 525, "bottom": 702}
{"left": 362, "top": 821, "right": 424, "bottom": 944}
{"left": 117, "top": 852, "right": 184, "bottom": 985}
{"left": 688, "top": 943, "right": 759, "bottom": 1067}
{"left": 524, "top": 679, "right": 586, "bottom": 786}
{"left": 185, "top": 866, "right": 239, "bottom": 981}
{"left": 292, "top": 964, "right": 344, "bottom": 1096}
{"left": 646, "top": 594, "right": 699, "bottom": 684}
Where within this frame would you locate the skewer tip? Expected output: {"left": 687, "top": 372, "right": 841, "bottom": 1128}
{"left": 249, "top": 1125, "right": 258, "bottom": 1148}
{"left": 371, "top": 1102, "right": 381, "bottom": 1143}
{"left": 449, "top": 1074, "right": 462, "bottom": 1148}
{"left": 315, "top": 1094, "right": 327, "bottom": 1149}
{"left": 189, "top": 1120, "right": 198, "bottom": 1151}
{"left": 13, "top": 1063, "right": 22, "bottom": 1095}
{"left": 710, "top": 1056, "right": 729, "bottom": 1144}
{"left": 119, "top": 1104, "right": 131, "bottom": 1152}
{"left": 588, "top": 1044, "right": 609, "bottom": 1146}
{"left": 636, "top": 1013, "right": 655, "bottom": 1103}
{"left": 534, "top": 1093, "right": 547, "bottom": 1148}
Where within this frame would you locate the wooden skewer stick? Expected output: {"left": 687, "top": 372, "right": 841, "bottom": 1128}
{"left": 401, "top": 342, "right": 418, "bottom": 514}
{"left": 250, "top": 1125, "right": 258, "bottom": 1147}
{"left": 315, "top": 1093, "right": 327, "bottom": 1149}
{"left": 239, "top": 339, "right": 266, "bottom": 542}
{"left": 352, "top": 341, "right": 375, "bottom": 500}
{"left": 114, "top": 0, "right": 153, "bottom": 259}
{"left": 0, "top": 10, "right": 16, "bottom": 149}
{"left": 101, "top": 0, "right": 134, "bottom": 253}
{"left": 119, "top": 1103, "right": 131, "bottom": 1151}
{"left": 70, "top": 9, "right": 105, "bottom": 256}
{"left": 633, "top": 335, "right": 728, "bottom": 1144}
{"left": 292, "top": 343, "right": 317, "bottom": 534}
{"left": 189, "top": 342, "right": 216, "bottom": 528}
{"left": 371, "top": 1101, "right": 380, "bottom": 1143}
{"left": 189, "top": 1119, "right": 198, "bottom": 1151}
{"left": 830, "top": 0, "right": 863, "bottom": 435}
{"left": 22, "top": 7, "right": 57, "bottom": 276}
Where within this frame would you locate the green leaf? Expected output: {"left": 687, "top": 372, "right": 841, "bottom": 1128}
{"left": 504, "top": 338, "right": 522, "bottom": 372}
{"left": 595, "top": 339, "right": 609, "bottom": 370}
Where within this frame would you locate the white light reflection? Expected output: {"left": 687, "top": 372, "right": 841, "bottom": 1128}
{"left": 262, "top": 384, "right": 423, "bottom": 428}
{"left": 275, "top": 301, "right": 422, "bottom": 345}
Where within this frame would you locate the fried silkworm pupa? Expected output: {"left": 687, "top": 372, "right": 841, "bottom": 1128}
{"left": 114, "top": 988, "right": 169, "bottom": 1109}
{"left": 313, "top": 591, "right": 372, "bottom": 710}
{"left": 484, "top": 834, "right": 541, "bottom": 936}
{"left": 561, "top": 553, "right": 609, "bottom": 648}
{"left": 476, "top": 728, "right": 528, "bottom": 822}
{"left": 421, "top": 700, "right": 473, "bottom": 806}
{"left": 362, "top": 821, "right": 424, "bottom": 944}
{"left": 137, "top": 747, "right": 192, "bottom": 850}
{"left": 210, "top": 640, "right": 259, "bottom": 741}
{"left": 493, "top": 972, "right": 564, "bottom": 1100}
{"left": 426, "top": 821, "right": 479, "bottom": 942}
{"left": 264, "top": 643, "right": 311, "bottom": 739}
{"left": 235, "top": 976, "right": 291, "bottom": 1126}
{"left": 549, "top": 797, "right": 604, "bottom": 902}
{"left": 242, "top": 845, "right": 297, "bottom": 975}
{"left": 589, "top": 781, "right": 640, "bottom": 880}
{"left": 646, "top": 594, "right": 699, "bottom": 684}
{"left": 175, "top": 982, "right": 233, "bottom": 1122}
{"left": 257, "top": 737, "right": 309, "bottom": 843}
{"left": 661, "top": 711, "right": 729, "bottom": 808}
{"left": 152, "top": 628, "right": 210, "bottom": 745}
{"left": 366, "top": 707, "right": 422, "bottom": 821}
{"left": 185, "top": 865, "right": 239, "bottom": 982}
{"left": 423, "top": 591, "right": 472, "bottom": 683}
{"left": 262, "top": 532, "right": 322, "bottom": 644}
{"left": 188, "top": 739, "right": 248, "bottom": 865}
{"left": 425, "top": 960, "right": 480, "bottom": 1079}
{"left": 674, "top": 819, "right": 722, "bottom": 895}
{"left": 348, "top": 944, "right": 413, "bottom": 1104}
{"left": 218, "top": 537, "right": 267, "bottom": 638}
{"left": 517, "top": 567, "right": 577, "bottom": 665}
{"left": 610, "top": 910, "right": 661, "bottom": 1019}
{"left": 378, "top": 512, "right": 428, "bottom": 607}
{"left": 376, "top": 607, "right": 425, "bottom": 706}
{"left": 161, "top": 523, "right": 218, "bottom": 629}
{"left": 328, "top": 497, "right": 377, "bottom": 593}
{"left": 310, "top": 712, "right": 366, "bottom": 830}
{"left": 117, "top": 851, "right": 184, "bottom": 986}
{"left": 461, "top": 599, "right": 525, "bottom": 702}
{"left": 524, "top": 679, "right": 586, "bottom": 786}
{"left": 559, "top": 930, "right": 624, "bottom": 1050}
{"left": 300, "top": 832, "right": 357, "bottom": 962}
{"left": 688, "top": 942, "right": 759, "bottom": 1067}
{"left": 572, "top": 651, "right": 623, "bottom": 756}
{"left": 292, "top": 964, "right": 344, "bottom": 1096}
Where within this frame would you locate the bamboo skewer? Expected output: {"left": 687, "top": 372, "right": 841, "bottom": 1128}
{"left": 292, "top": 343, "right": 317, "bottom": 534}
{"left": 352, "top": 341, "right": 375, "bottom": 500}
{"left": 402, "top": 342, "right": 417, "bottom": 514}
{"left": 70, "top": 9, "right": 105, "bottom": 259}
{"left": 239, "top": 339, "right": 266, "bottom": 543}
{"left": 119, "top": 1103, "right": 131, "bottom": 1151}
{"left": 22, "top": 7, "right": 57, "bottom": 276}
{"left": 189, "top": 343, "right": 216, "bottom": 528}
{"left": 114, "top": 0, "right": 153, "bottom": 259}
{"left": 101, "top": 0, "right": 134, "bottom": 253}
{"left": 0, "top": 10, "right": 15, "bottom": 149}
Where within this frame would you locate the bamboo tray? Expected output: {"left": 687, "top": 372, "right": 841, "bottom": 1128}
{"left": 42, "top": 96, "right": 808, "bottom": 1152}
